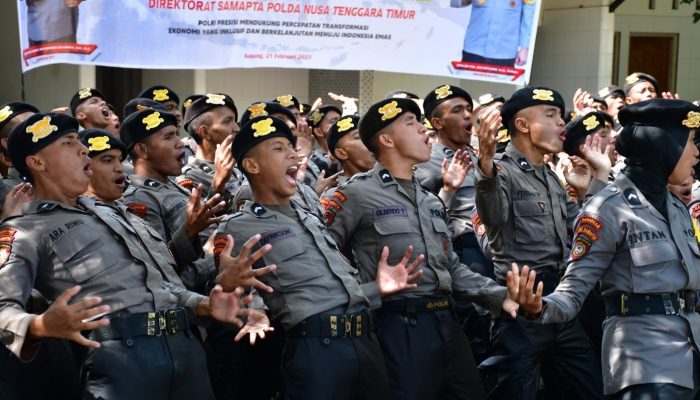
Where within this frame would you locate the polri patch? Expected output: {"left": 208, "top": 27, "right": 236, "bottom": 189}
{"left": 571, "top": 237, "right": 592, "bottom": 260}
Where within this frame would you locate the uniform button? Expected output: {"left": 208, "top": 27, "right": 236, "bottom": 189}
{"left": 410, "top": 318, "right": 417, "bottom": 326}
{"left": 323, "top": 338, "right": 330, "bottom": 345}
{"left": 645, "top": 296, "right": 650, "bottom": 300}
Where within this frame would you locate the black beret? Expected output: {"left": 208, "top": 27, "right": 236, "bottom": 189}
{"left": 8, "top": 113, "right": 79, "bottom": 179}
{"left": 500, "top": 87, "right": 565, "bottom": 125}
{"left": 590, "top": 95, "right": 607, "bottom": 108}
{"left": 598, "top": 85, "right": 625, "bottom": 99}
{"left": 120, "top": 109, "right": 178, "bottom": 149}
{"left": 183, "top": 93, "right": 238, "bottom": 132}
{"left": 79, "top": 129, "right": 128, "bottom": 161}
{"left": 137, "top": 85, "right": 180, "bottom": 105}
{"left": 306, "top": 105, "right": 342, "bottom": 128}
{"left": 233, "top": 116, "right": 296, "bottom": 167}
{"left": 423, "top": 85, "right": 472, "bottom": 119}
{"left": 272, "top": 94, "right": 301, "bottom": 110}
{"left": 624, "top": 72, "right": 659, "bottom": 96}
{"left": 563, "top": 111, "right": 606, "bottom": 156}
{"left": 123, "top": 98, "right": 168, "bottom": 119}
{"left": 181, "top": 94, "right": 204, "bottom": 116}
{"left": 0, "top": 102, "right": 39, "bottom": 135}
{"left": 239, "top": 101, "right": 296, "bottom": 128}
{"left": 299, "top": 103, "right": 311, "bottom": 115}
{"left": 618, "top": 99, "right": 700, "bottom": 130}
{"left": 327, "top": 115, "right": 360, "bottom": 154}
{"left": 359, "top": 98, "right": 422, "bottom": 149}
{"left": 70, "top": 88, "right": 107, "bottom": 116}
{"left": 475, "top": 93, "right": 505, "bottom": 108}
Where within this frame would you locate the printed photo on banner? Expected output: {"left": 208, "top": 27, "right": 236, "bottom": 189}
{"left": 16, "top": 0, "right": 541, "bottom": 85}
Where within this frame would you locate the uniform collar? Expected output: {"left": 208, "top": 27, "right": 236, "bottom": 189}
{"left": 504, "top": 143, "right": 534, "bottom": 172}
{"left": 432, "top": 142, "right": 455, "bottom": 158}
{"left": 22, "top": 196, "right": 94, "bottom": 215}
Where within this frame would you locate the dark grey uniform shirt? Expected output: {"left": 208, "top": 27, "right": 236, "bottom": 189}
{"left": 415, "top": 143, "right": 478, "bottom": 239}
{"left": 216, "top": 199, "right": 380, "bottom": 331}
{"left": 474, "top": 143, "right": 580, "bottom": 280}
{"left": 122, "top": 175, "right": 216, "bottom": 290}
{"left": 540, "top": 174, "right": 700, "bottom": 395}
{"left": 326, "top": 163, "right": 506, "bottom": 314}
{"left": 0, "top": 197, "right": 204, "bottom": 358}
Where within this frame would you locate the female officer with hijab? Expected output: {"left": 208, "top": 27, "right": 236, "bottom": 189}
{"left": 507, "top": 98, "right": 700, "bottom": 398}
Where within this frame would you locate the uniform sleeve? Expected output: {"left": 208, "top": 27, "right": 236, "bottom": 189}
{"left": 325, "top": 185, "right": 361, "bottom": 250}
{"left": 540, "top": 210, "right": 618, "bottom": 323}
{"left": 123, "top": 190, "right": 169, "bottom": 240}
{"left": 474, "top": 161, "right": 511, "bottom": 226}
{"left": 518, "top": 0, "right": 536, "bottom": 49}
{"left": 0, "top": 225, "right": 42, "bottom": 360}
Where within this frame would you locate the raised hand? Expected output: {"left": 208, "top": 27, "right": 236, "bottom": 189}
{"left": 579, "top": 133, "right": 612, "bottom": 181}
{"left": 1, "top": 183, "right": 33, "bottom": 218}
{"left": 661, "top": 91, "right": 680, "bottom": 100}
{"left": 215, "top": 234, "right": 276, "bottom": 293}
{"left": 184, "top": 184, "right": 226, "bottom": 240}
{"left": 235, "top": 309, "right": 274, "bottom": 345}
{"left": 506, "top": 263, "right": 543, "bottom": 317}
{"left": 441, "top": 149, "right": 472, "bottom": 193}
{"left": 376, "top": 246, "right": 424, "bottom": 296}
{"left": 328, "top": 92, "right": 359, "bottom": 116}
{"left": 28, "top": 285, "right": 110, "bottom": 349}
{"left": 475, "top": 106, "right": 502, "bottom": 177}
{"left": 572, "top": 88, "right": 593, "bottom": 114}
{"left": 563, "top": 156, "right": 592, "bottom": 198}
{"left": 212, "top": 135, "right": 235, "bottom": 193}
{"left": 295, "top": 120, "right": 314, "bottom": 160}
{"left": 313, "top": 170, "right": 341, "bottom": 196}
{"left": 206, "top": 286, "right": 253, "bottom": 328}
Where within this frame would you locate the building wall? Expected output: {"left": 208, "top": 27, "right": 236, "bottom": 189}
{"left": 614, "top": 0, "right": 700, "bottom": 100}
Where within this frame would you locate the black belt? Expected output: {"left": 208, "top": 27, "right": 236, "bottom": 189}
{"left": 381, "top": 297, "right": 451, "bottom": 313}
{"left": 604, "top": 291, "right": 697, "bottom": 317}
{"left": 89, "top": 308, "right": 189, "bottom": 342}
{"left": 286, "top": 311, "right": 370, "bottom": 339}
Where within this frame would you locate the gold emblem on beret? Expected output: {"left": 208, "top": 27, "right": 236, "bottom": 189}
{"left": 682, "top": 111, "right": 700, "bottom": 129}
{"left": 532, "top": 89, "right": 554, "bottom": 101}
{"left": 252, "top": 118, "right": 276, "bottom": 137}
{"left": 299, "top": 104, "right": 305, "bottom": 113}
{"left": 136, "top": 104, "right": 150, "bottom": 111}
{"left": 276, "top": 95, "right": 294, "bottom": 107}
{"left": 497, "top": 128, "right": 511, "bottom": 143}
{"left": 309, "top": 109, "right": 324, "bottom": 125}
{"left": 583, "top": 115, "right": 600, "bottom": 131}
{"left": 478, "top": 94, "right": 494, "bottom": 105}
{"left": 248, "top": 103, "right": 268, "bottom": 118}
{"left": 0, "top": 106, "right": 13, "bottom": 123}
{"left": 626, "top": 73, "right": 639, "bottom": 85}
{"left": 152, "top": 89, "right": 169, "bottom": 102}
{"left": 423, "top": 118, "right": 434, "bottom": 130}
{"left": 142, "top": 111, "right": 164, "bottom": 131}
{"left": 336, "top": 117, "right": 355, "bottom": 133}
{"left": 78, "top": 88, "right": 92, "bottom": 100}
{"left": 434, "top": 85, "right": 453, "bottom": 100}
{"left": 378, "top": 101, "right": 402, "bottom": 121}
{"left": 26, "top": 116, "right": 58, "bottom": 143}
{"left": 87, "top": 136, "right": 111, "bottom": 152}
{"left": 205, "top": 94, "right": 226, "bottom": 105}
{"left": 183, "top": 99, "right": 193, "bottom": 109}
{"left": 598, "top": 87, "right": 610, "bottom": 98}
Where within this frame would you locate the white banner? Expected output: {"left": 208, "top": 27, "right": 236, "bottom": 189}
{"left": 17, "top": 0, "right": 541, "bottom": 85}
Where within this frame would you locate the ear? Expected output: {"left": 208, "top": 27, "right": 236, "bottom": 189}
{"left": 377, "top": 132, "right": 395, "bottom": 150}
{"left": 514, "top": 116, "right": 529, "bottom": 135}
{"left": 196, "top": 124, "right": 209, "bottom": 141}
{"left": 624, "top": 97, "right": 633, "bottom": 105}
{"left": 241, "top": 157, "right": 259, "bottom": 174}
{"left": 75, "top": 111, "right": 87, "bottom": 124}
{"left": 132, "top": 142, "right": 148, "bottom": 160}
{"left": 334, "top": 147, "right": 349, "bottom": 161}
{"left": 25, "top": 154, "right": 46, "bottom": 173}
{"left": 429, "top": 116, "right": 443, "bottom": 131}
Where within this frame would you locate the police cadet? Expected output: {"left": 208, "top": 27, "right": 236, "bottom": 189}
{"left": 272, "top": 94, "right": 304, "bottom": 124}
{"left": 70, "top": 87, "right": 119, "bottom": 136}
{"left": 624, "top": 72, "right": 659, "bottom": 105}
{"left": 0, "top": 112, "right": 253, "bottom": 399}
{"left": 79, "top": 129, "right": 128, "bottom": 202}
{"left": 120, "top": 108, "right": 225, "bottom": 291}
{"left": 474, "top": 87, "right": 605, "bottom": 399}
{"left": 0, "top": 102, "right": 38, "bottom": 211}
{"left": 322, "top": 114, "right": 374, "bottom": 191}
{"left": 598, "top": 85, "right": 625, "bottom": 123}
{"left": 215, "top": 115, "right": 424, "bottom": 399}
{"left": 326, "top": 98, "right": 519, "bottom": 399}
{"left": 138, "top": 85, "right": 183, "bottom": 127}
{"left": 508, "top": 99, "right": 700, "bottom": 399}
{"left": 179, "top": 93, "right": 245, "bottom": 209}
{"left": 304, "top": 104, "right": 342, "bottom": 186}
{"left": 122, "top": 97, "right": 168, "bottom": 119}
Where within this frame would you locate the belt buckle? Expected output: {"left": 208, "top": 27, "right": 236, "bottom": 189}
{"left": 344, "top": 317, "right": 351, "bottom": 338}
{"left": 147, "top": 312, "right": 157, "bottom": 336}
{"left": 158, "top": 312, "right": 167, "bottom": 336}
{"left": 330, "top": 315, "right": 338, "bottom": 337}
{"left": 166, "top": 309, "right": 179, "bottom": 335}
{"left": 354, "top": 315, "right": 362, "bottom": 337}
{"left": 661, "top": 293, "right": 676, "bottom": 315}
{"left": 620, "top": 294, "right": 629, "bottom": 316}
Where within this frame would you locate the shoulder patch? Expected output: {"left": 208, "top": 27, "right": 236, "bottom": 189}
{"left": 0, "top": 227, "right": 16, "bottom": 269}
{"left": 177, "top": 179, "right": 195, "bottom": 190}
{"left": 144, "top": 179, "right": 161, "bottom": 188}
{"left": 127, "top": 203, "right": 149, "bottom": 218}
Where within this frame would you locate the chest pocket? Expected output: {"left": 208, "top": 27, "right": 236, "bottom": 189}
{"left": 629, "top": 243, "right": 678, "bottom": 270}
{"left": 373, "top": 217, "right": 415, "bottom": 256}
{"left": 262, "top": 235, "right": 323, "bottom": 288}
{"left": 52, "top": 231, "right": 115, "bottom": 283}
{"left": 512, "top": 199, "right": 551, "bottom": 244}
